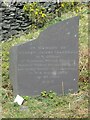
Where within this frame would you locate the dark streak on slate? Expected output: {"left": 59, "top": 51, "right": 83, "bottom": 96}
{"left": 9, "top": 16, "right": 79, "bottom": 96}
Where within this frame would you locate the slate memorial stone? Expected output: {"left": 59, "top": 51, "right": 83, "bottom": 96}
{"left": 10, "top": 16, "right": 79, "bottom": 96}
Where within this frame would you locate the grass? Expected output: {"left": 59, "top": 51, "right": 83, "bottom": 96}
{"left": 2, "top": 83, "right": 89, "bottom": 118}
{"left": 1, "top": 5, "right": 89, "bottom": 118}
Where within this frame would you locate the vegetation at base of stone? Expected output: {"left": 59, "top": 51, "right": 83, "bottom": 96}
{"left": 2, "top": 82, "right": 89, "bottom": 118}
{"left": 1, "top": 3, "right": 89, "bottom": 118}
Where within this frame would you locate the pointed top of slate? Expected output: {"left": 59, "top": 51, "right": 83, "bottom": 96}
{"left": 10, "top": 16, "right": 79, "bottom": 96}
{"left": 12, "top": 16, "right": 79, "bottom": 47}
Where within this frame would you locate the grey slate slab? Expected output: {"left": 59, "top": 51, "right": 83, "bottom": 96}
{"left": 10, "top": 16, "right": 79, "bottom": 96}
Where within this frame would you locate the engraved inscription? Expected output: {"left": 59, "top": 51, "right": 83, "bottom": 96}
{"left": 17, "top": 46, "right": 77, "bottom": 80}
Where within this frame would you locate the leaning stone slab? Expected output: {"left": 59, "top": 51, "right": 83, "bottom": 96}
{"left": 10, "top": 16, "right": 79, "bottom": 96}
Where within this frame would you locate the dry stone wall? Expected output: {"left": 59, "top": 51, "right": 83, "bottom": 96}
{"left": 0, "top": 1, "right": 32, "bottom": 41}
{"left": 0, "top": 1, "right": 60, "bottom": 41}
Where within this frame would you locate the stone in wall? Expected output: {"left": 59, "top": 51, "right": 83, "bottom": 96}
{"left": 0, "top": 1, "right": 33, "bottom": 41}
{"left": 0, "top": 1, "right": 61, "bottom": 41}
